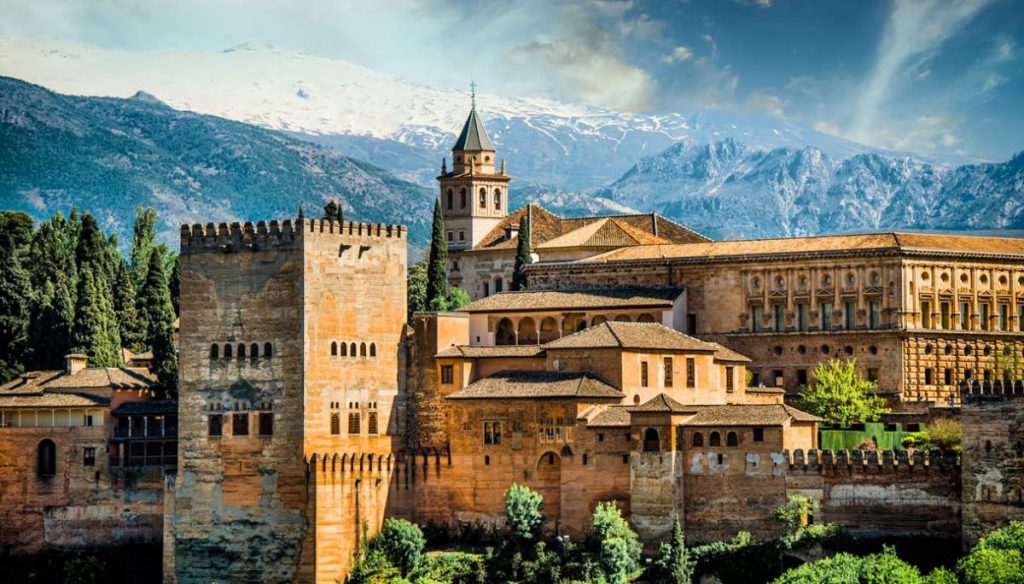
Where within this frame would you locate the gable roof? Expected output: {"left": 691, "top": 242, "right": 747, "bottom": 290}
{"left": 459, "top": 287, "right": 682, "bottom": 313}
{"left": 436, "top": 345, "right": 546, "bottom": 359}
{"left": 0, "top": 367, "right": 156, "bottom": 395}
{"left": 452, "top": 108, "right": 494, "bottom": 151}
{"left": 578, "top": 404, "right": 632, "bottom": 427}
{"left": 684, "top": 404, "right": 821, "bottom": 426}
{"left": 0, "top": 392, "right": 110, "bottom": 409}
{"left": 544, "top": 322, "right": 719, "bottom": 353}
{"left": 629, "top": 393, "right": 693, "bottom": 413}
{"left": 446, "top": 370, "right": 624, "bottom": 400}
{"left": 537, "top": 217, "right": 673, "bottom": 249}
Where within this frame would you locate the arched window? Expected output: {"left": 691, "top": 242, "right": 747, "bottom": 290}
{"left": 370, "top": 343, "right": 377, "bottom": 357}
{"left": 614, "top": 314, "right": 631, "bottom": 322}
{"left": 643, "top": 428, "right": 660, "bottom": 452}
{"left": 692, "top": 432, "right": 704, "bottom": 447}
{"left": 210, "top": 344, "right": 219, "bottom": 359}
{"left": 237, "top": 344, "right": 245, "bottom": 359}
{"left": 637, "top": 313, "right": 656, "bottom": 323}
{"left": 479, "top": 188, "right": 486, "bottom": 208}
{"left": 460, "top": 190, "right": 466, "bottom": 208}
{"left": 539, "top": 317, "right": 559, "bottom": 343}
{"left": 727, "top": 432, "right": 738, "bottom": 447}
{"left": 591, "top": 315, "right": 608, "bottom": 326}
{"left": 341, "top": 342, "right": 348, "bottom": 357}
{"left": 710, "top": 431, "right": 721, "bottom": 446}
{"left": 263, "top": 342, "right": 272, "bottom": 358}
{"left": 331, "top": 342, "right": 338, "bottom": 356}
{"left": 350, "top": 343, "right": 357, "bottom": 357}
{"left": 38, "top": 439, "right": 56, "bottom": 477}
{"left": 330, "top": 413, "right": 340, "bottom": 435}
{"left": 250, "top": 343, "right": 259, "bottom": 360}
{"left": 360, "top": 343, "right": 367, "bottom": 357}
{"left": 446, "top": 190, "right": 453, "bottom": 210}
{"left": 494, "top": 188, "right": 501, "bottom": 210}
{"left": 224, "top": 344, "right": 232, "bottom": 359}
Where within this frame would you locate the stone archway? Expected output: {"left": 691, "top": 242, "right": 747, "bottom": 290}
{"left": 518, "top": 318, "right": 538, "bottom": 344}
{"left": 496, "top": 318, "right": 516, "bottom": 345}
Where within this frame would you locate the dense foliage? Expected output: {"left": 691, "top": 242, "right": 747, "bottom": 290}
{"left": 800, "top": 358, "right": 889, "bottom": 426}
{"left": 773, "top": 547, "right": 956, "bottom": 584}
{"left": 426, "top": 199, "right": 449, "bottom": 311}
{"left": 901, "top": 418, "right": 962, "bottom": 452}
{"left": 958, "top": 521, "right": 1024, "bottom": 584}
{"left": 511, "top": 213, "right": 531, "bottom": 291}
{"left": 0, "top": 207, "right": 178, "bottom": 393}
{"left": 504, "top": 483, "right": 544, "bottom": 543}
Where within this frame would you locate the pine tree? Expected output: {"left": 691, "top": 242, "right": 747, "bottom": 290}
{"left": 667, "top": 516, "right": 695, "bottom": 584}
{"left": 139, "top": 249, "right": 178, "bottom": 394}
{"left": 72, "top": 267, "right": 120, "bottom": 367}
{"left": 511, "top": 213, "right": 531, "bottom": 291}
{"left": 0, "top": 245, "right": 32, "bottom": 382}
{"left": 425, "top": 198, "right": 449, "bottom": 311}
{"left": 130, "top": 208, "right": 158, "bottom": 288}
{"left": 112, "top": 258, "right": 144, "bottom": 351}
{"left": 76, "top": 213, "right": 108, "bottom": 273}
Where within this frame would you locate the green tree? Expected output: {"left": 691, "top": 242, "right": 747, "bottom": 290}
{"left": 592, "top": 501, "right": 642, "bottom": 583}
{"left": 504, "top": 483, "right": 544, "bottom": 543}
{"left": 29, "top": 277, "right": 75, "bottom": 370}
{"left": 76, "top": 213, "right": 109, "bottom": 274}
{"left": 774, "top": 547, "right": 922, "bottom": 584}
{"left": 138, "top": 250, "right": 178, "bottom": 394}
{"left": 169, "top": 255, "right": 181, "bottom": 317}
{"left": 130, "top": 208, "right": 158, "bottom": 288}
{"left": 0, "top": 211, "right": 35, "bottom": 251}
{"left": 447, "top": 287, "right": 470, "bottom": 311}
{"left": 425, "top": 199, "right": 449, "bottom": 311}
{"left": 0, "top": 242, "right": 33, "bottom": 381}
{"left": 511, "top": 213, "right": 531, "bottom": 291}
{"left": 657, "top": 516, "right": 695, "bottom": 584}
{"left": 407, "top": 261, "right": 427, "bottom": 323}
{"left": 369, "top": 518, "right": 425, "bottom": 577}
{"left": 71, "top": 268, "right": 120, "bottom": 366}
{"left": 323, "top": 199, "right": 345, "bottom": 223}
{"left": 799, "top": 359, "right": 889, "bottom": 426}
{"left": 112, "top": 258, "right": 144, "bottom": 351}
{"left": 959, "top": 548, "right": 1024, "bottom": 584}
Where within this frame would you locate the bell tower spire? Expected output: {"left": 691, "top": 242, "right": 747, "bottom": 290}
{"left": 437, "top": 84, "right": 511, "bottom": 250}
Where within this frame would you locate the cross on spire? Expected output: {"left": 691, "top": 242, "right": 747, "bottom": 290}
{"left": 470, "top": 80, "right": 477, "bottom": 109}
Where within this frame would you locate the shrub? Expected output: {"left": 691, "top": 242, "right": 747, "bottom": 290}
{"left": 925, "top": 418, "right": 961, "bottom": 452}
{"left": 504, "top": 483, "right": 544, "bottom": 543}
{"left": 773, "top": 547, "right": 924, "bottom": 584}
{"left": 958, "top": 547, "right": 1024, "bottom": 584}
{"left": 978, "top": 520, "right": 1024, "bottom": 552}
{"left": 799, "top": 358, "right": 889, "bottom": 426}
{"left": 370, "top": 518, "right": 426, "bottom": 577}
{"left": 346, "top": 549, "right": 403, "bottom": 584}
{"left": 412, "top": 551, "right": 487, "bottom": 584}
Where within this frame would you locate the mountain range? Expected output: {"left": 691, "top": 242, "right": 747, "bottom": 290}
{"left": 0, "top": 37, "right": 1022, "bottom": 245}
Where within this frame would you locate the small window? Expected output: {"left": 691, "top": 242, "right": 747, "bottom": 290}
{"left": 208, "top": 414, "right": 223, "bottom": 437}
{"left": 582, "top": 453, "right": 589, "bottom": 465}
{"left": 84, "top": 414, "right": 94, "bottom": 427}
{"left": 643, "top": 428, "right": 660, "bottom": 452}
{"left": 341, "top": 343, "right": 348, "bottom": 357}
{"left": 83, "top": 447, "right": 96, "bottom": 467}
{"left": 710, "top": 432, "right": 721, "bottom": 447}
{"left": 726, "top": 366, "right": 735, "bottom": 392}
{"left": 598, "top": 433, "right": 604, "bottom": 442}
{"left": 263, "top": 342, "right": 273, "bottom": 358}
{"left": 330, "top": 413, "right": 340, "bottom": 435}
{"left": 622, "top": 454, "right": 629, "bottom": 464}
{"left": 479, "top": 189, "right": 486, "bottom": 208}
{"left": 350, "top": 343, "right": 357, "bottom": 357}
{"left": 348, "top": 412, "right": 361, "bottom": 435}
{"left": 692, "top": 432, "right": 704, "bottom": 447}
{"left": 797, "top": 369, "right": 808, "bottom": 387}
{"left": 664, "top": 357, "right": 674, "bottom": 388}
{"left": 368, "top": 412, "right": 378, "bottom": 435}
{"left": 640, "top": 361, "right": 649, "bottom": 387}
{"left": 494, "top": 188, "right": 501, "bottom": 210}
{"left": 484, "top": 421, "right": 502, "bottom": 445}
{"left": 447, "top": 231, "right": 454, "bottom": 242}
{"left": 224, "top": 344, "right": 232, "bottom": 359}
{"left": 237, "top": 344, "right": 245, "bottom": 359}
{"left": 867, "top": 368, "right": 879, "bottom": 382}
{"left": 370, "top": 343, "right": 377, "bottom": 357}
{"left": 37, "top": 439, "right": 56, "bottom": 477}
{"left": 484, "top": 455, "right": 490, "bottom": 465}
{"left": 753, "top": 427, "right": 764, "bottom": 442}
{"left": 232, "top": 413, "right": 249, "bottom": 436}
{"left": 360, "top": 343, "right": 367, "bottom": 357}
{"left": 258, "top": 412, "right": 273, "bottom": 436}
{"left": 446, "top": 190, "right": 453, "bottom": 210}
{"left": 250, "top": 343, "right": 259, "bottom": 360}
{"left": 727, "top": 432, "right": 738, "bottom": 447}
{"left": 441, "top": 365, "right": 454, "bottom": 384}
{"left": 686, "top": 358, "right": 696, "bottom": 388}
{"left": 331, "top": 342, "right": 338, "bottom": 356}
{"left": 210, "top": 344, "right": 219, "bottom": 359}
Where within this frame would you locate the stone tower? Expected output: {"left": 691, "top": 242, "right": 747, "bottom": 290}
{"left": 438, "top": 91, "right": 510, "bottom": 250}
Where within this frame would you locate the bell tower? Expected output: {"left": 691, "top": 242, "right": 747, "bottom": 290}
{"left": 438, "top": 85, "right": 510, "bottom": 250}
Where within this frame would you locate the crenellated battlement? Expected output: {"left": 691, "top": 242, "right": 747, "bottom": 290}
{"left": 960, "top": 378, "right": 1024, "bottom": 402}
{"left": 304, "top": 448, "right": 448, "bottom": 486}
{"left": 180, "top": 218, "right": 406, "bottom": 253}
{"left": 783, "top": 448, "right": 960, "bottom": 474}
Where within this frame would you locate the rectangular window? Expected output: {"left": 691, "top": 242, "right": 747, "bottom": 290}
{"left": 687, "top": 314, "right": 697, "bottom": 335}
{"left": 774, "top": 304, "right": 785, "bottom": 332}
{"left": 961, "top": 302, "right": 971, "bottom": 330}
{"left": 940, "top": 302, "right": 951, "bottom": 330}
{"left": 773, "top": 369, "right": 784, "bottom": 386}
{"left": 483, "top": 282, "right": 489, "bottom": 297}
{"left": 753, "top": 428, "right": 764, "bottom": 442}
{"left": 750, "top": 370, "right": 761, "bottom": 386}
{"left": 232, "top": 413, "right": 249, "bottom": 436}
{"left": 446, "top": 230, "right": 453, "bottom": 242}
{"left": 368, "top": 412, "right": 378, "bottom": 435}
{"left": 869, "top": 301, "right": 880, "bottom": 329}
{"left": 258, "top": 412, "right": 273, "bottom": 436}
{"left": 686, "top": 358, "right": 695, "bottom": 388}
{"left": 999, "top": 304, "right": 1008, "bottom": 331}
{"left": 84, "top": 414, "right": 94, "bottom": 427}
{"left": 796, "top": 369, "right": 808, "bottom": 387}
{"left": 925, "top": 368, "right": 934, "bottom": 385}
{"left": 751, "top": 305, "right": 763, "bottom": 332}
{"left": 726, "top": 366, "right": 735, "bottom": 392}
{"left": 640, "top": 362, "right": 649, "bottom": 387}
{"left": 664, "top": 357, "right": 673, "bottom": 388}
{"left": 797, "top": 303, "right": 809, "bottom": 331}
{"left": 440, "top": 365, "right": 454, "bottom": 384}
{"left": 458, "top": 230, "right": 465, "bottom": 242}
{"left": 83, "top": 447, "right": 96, "bottom": 467}
{"left": 821, "top": 302, "right": 832, "bottom": 330}
{"left": 944, "top": 368, "right": 953, "bottom": 385}
{"left": 845, "top": 301, "right": 855, "bottom": 330}
{"left": 208, "top": 414, "right": 223, "bottom": 437}
{"left": 921, "top": 301, "right": 931, "bottom": 328}
{"left": 483, "top": 421, "right": 502, "bottom": 445}
{"left": 980, "top": 303, "right": 990, "bottom": 331}
{"left": 348, "top": 412, "right": 360, "bottom": 435}
{"left": 867, "top": 368, "right": 879, "bottom": 383}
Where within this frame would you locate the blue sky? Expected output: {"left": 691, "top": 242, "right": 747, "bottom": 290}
{"left": 1, "top": 0, "right": 1022, "bottom": 160}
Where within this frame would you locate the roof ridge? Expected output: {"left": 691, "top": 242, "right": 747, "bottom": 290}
{"left": 605, "top": 321, "right": 625, "bottom": 347}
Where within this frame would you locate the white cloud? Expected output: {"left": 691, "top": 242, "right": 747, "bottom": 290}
{"left": 744, "top": 92, "right": 784, "bottom": 117}
{"left": 812, "top": 121, "right": 841, "bottom": 136}
{"left": 660, "top": 45, "right": 693, "bottom": 64}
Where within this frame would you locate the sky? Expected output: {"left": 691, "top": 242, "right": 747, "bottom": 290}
{"left": 1, "top": 0, "right": 1022, "bottom": 160}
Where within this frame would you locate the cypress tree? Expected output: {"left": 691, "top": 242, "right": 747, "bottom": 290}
{"left": 323, "top": 200, "right": 338, "bottom": 221}
{"left": 112, "top": 258, "right": 144, "bottom": 351}
{"left": 139, "top": 249, "right": 178, "bottom": 394}
{"left": 0, "top": 245, "right": 32, "bottom": 381}
{"left": 336, "top": 201, "right": 345, "bottom": 224}
{"left": 130, "top": 207, "right": 158, "bottom": 288}
{"left": 425, "top": 198, "right": 449, "bottom": 311}
{"left": 30, "top": 278, "right": 74, "bottom": 370}
{"left": 667, "top": 516, "right": 695, "bottom": 584}
{"left": 169, "top": 255, "right": 181, "bottom": 317}
{"left": 511, "top": 213, "right": 531, "bottom": 291}
{"left": 76, "top": 213, "right": 108, "bottom": 272}
{"left": 72, "top": 268, "right": 120, "bottom": 367}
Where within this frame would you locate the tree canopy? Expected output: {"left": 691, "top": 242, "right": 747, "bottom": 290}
{"left": 799, "top": 358, "right": 889, "bottom": 426}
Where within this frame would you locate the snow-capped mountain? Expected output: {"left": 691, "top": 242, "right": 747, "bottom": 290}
{"left": 0, "top": 37, "right": 898, "bottom": 190}
{"left": 600, "top": 139, "right": 1024, "bottom": 240}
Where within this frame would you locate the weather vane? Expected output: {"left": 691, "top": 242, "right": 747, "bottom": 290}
{"left": 470, "top": 80, "right": 477, "bottom": 109}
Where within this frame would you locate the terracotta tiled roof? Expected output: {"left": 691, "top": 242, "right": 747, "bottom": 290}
{"left": 684, "top": 404, "right": 821, "bottom": 426}
{"left": 111, "top": 400, "right": 178, "bottom": 416}
{"left": 468, "top": 205, "right": 708, "bottom": 252}
{"left": 446, "top": 370, "right": 624, "bottom": 400}
{"left": 536, "top": 218, "right": 673, "bottom": 249}
{"left": 578, "top": 404, "right": 632, "bottom": 427}
{"left": 579, "top": 232, "right": 1024, "bottom": 264}
{"left": 436, "top": 345, "right": 546, "bottom": 358}
{"left": 629, "top": 393, "right": 692, "bottom": 413}
{"left": 43, "top": 367, "right": 156, "bottom": 389}
{"left": 459, "top": 287, "right": 682, "bottom": 313}
{"left": 708, "top": 343, "right": 752, "bottom": 363}
{"left": 0, "top": 392, "right": 110, "bottom": 409}
{"left": 544, "top": 322, "right": 720, "bottom": 353}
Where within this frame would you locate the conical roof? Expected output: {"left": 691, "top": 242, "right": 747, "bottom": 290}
{"left": 452, "top": 108, "right": 494, "bottom": 151}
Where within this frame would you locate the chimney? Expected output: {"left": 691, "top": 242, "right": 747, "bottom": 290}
{"left": 65, "top": 354, "right": 88, "bottom": 375}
